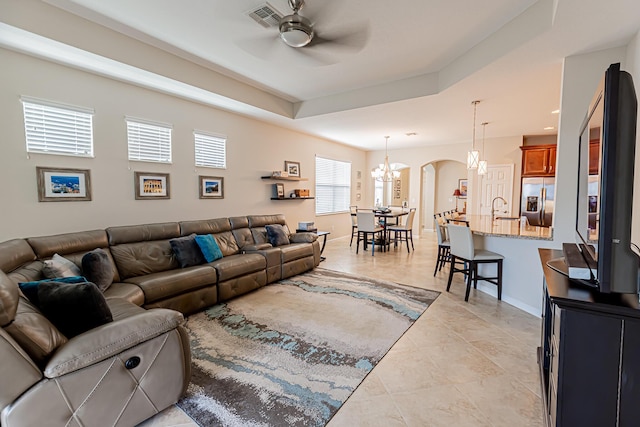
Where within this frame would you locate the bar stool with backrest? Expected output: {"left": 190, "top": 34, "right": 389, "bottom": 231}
{"left": 356, "top": 211, "right": 385, "bottom": 256}
{"left": 433, "top": 215, "right": 450, "bottom": 275}
{"left": 349, "top": 205, "right": 358, "bottom": 246}
{"left": 446, "top": 224, "right": 504, "bottom": 301}
{"left": 387, "top": 208, "right": 416, "bottom": 253}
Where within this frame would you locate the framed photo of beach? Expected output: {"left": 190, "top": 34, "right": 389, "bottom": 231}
{"left": 37, "top": 167, "right": 92, "bottom": 202}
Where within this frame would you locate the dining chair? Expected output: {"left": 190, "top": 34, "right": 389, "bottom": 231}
{"left": 356, "top": 211, "right": 385, "bottom": 256}
{"left": 433, "top": 215, "right": 450, "bottom": 275}
{"left": 387, "top": 208, "right": 416, "bottom": 253}
{"left": 446, "top": 224, "right": 504, "bottom": 301}
{"left": 349, "top": 205, "right": 358, "bottom": 246}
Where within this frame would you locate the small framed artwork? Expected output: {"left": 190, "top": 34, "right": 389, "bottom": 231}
{"left": 37, "top": 167, "right": 92, "bottom": 202}
{"left": 356, "top": 182, "right": 361, "bottom": 190}
{"left": 458, "top": 179, "right": 468, "bottom": 198}
{"left": 135, "top": 172, "right": 170, "bottom": 200}
{"left": 199, "top": 176, "right": 224, "bottom": 199}
{"left": 356, "top": 193, "right": 361, "bottom": 201}
{"left": 284, "top": 161, "right": 300, "bottom": 177}
{"left": 274, "top": 183, "right": 285, "bottom": 198}
{"left": 356, "top": 170, "right": 362, "bottom": 179}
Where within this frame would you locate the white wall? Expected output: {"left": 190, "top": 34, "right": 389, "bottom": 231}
{"left": 434, "top": 160, "right": 466, "bottom": 213}
{"left": 0, "top": 49, "right": 366, "bottom": 241}
{"left": 626, "top": 31, "right": 640, "bottom": 246}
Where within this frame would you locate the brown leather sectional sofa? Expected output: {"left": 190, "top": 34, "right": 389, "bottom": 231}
{"left": 0, "top": 214, "right": 320, "bottom": 427}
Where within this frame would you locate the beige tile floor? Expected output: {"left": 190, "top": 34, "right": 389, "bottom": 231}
{"left": 140, "top": 231, "right": 544, "bottom": 427}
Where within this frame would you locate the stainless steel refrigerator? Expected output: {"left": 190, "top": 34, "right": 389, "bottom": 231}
{"left": 520, "top": 177, "right": 555, "bottom": 227}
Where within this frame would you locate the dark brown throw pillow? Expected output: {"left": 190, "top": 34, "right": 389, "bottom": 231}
{"left": 81, "top": 248, "right": 114, "bottom": 292}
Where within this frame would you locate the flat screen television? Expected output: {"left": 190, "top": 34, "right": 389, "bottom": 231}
{"left": 574, "top": 62, "right": 639, "bottom": 294}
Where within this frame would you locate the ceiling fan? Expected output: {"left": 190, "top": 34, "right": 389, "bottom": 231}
{"left": 239, "top": 0, "right": 369, "bottom": 65}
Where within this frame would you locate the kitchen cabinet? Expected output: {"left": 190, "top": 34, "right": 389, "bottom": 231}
{"left": 521, "top": 145, "right": 557, "bottom": 177}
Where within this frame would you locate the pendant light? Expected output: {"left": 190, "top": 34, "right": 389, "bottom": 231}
{"left": 371, "top": 136, "right": 401, "bottom": 182}
{"left": 478, "top": 122, "right": 488, "bottom": 175}
{"left": 467, "top": 100, "right": 480, "bottom": 170}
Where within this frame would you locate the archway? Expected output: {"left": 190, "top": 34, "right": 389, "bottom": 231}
{"left": 419, "top": 160, "right": 466, "bottom": 231}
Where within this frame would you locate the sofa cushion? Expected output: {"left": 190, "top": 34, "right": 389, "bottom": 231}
{"left": 0, "top": 270, "right": 19, "bottom": 327}
{"left": 20, "top": 280, "right": 113, "bottom": 338}
{"left": 124, "top": 265, "right": 217, "bottom": 303}
{"left": 0, "top": 239, "right": 36, "bottom": 273}
{"left": 280, "top": 243, "right": 314, "bottom": 263}
{"left": 212, "top": 231, "right": 240, "bottom": 256}
{"left": 209, "top": 253, "right": 266, "bottom": 282}
{"left": 170, "top": 235, "right": 206, "bottom": 268}
{"left": 81, "top": 248, "right": 114, "bottom": 292}
{"left": 265, "top": 224, "right": 290, "bottom": 246}
{"left": 103, "top": 282, "right": 145, "bottom": 306}
{"left": 42, "top": 254, "right": 81, "bottom": 278}
{"left": 194, "top": 234, "right": 223, "bottom": 262}
{"left": 110, "top": 240, "right": 179, "bottom": 280}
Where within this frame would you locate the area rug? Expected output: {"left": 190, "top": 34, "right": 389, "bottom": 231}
{"left": 177, "top": 268, "right": 439, "bottom": 426}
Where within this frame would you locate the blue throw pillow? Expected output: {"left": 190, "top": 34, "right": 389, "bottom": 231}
{"left": 19, "top": 276, "right": 88, "bottom": 307}
{"left": 265, "top": 224, "right": 290, "bottom": 246}
{"left": 195, "top": 234, "right": 223, "bottom": 262}
{"left": 170, "top": 234, "right": 207, "bottom": 268}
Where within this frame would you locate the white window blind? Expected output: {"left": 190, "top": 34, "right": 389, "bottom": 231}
{"left": 126, "top": 118, "right": 172, "bottom": 163}
{"left": 315, "top": 156, "right": 351, "bottom": 215}
{"left": 21, "top": 97, "right": 94, "bottom": 157}
{"left": 194, "top": 131, "right": 226, "bottom": 168}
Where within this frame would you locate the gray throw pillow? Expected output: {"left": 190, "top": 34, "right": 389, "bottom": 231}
{"left": 170, "top": 234, "right": 206, "bottom": 268}
{"left": 42, "top": 253, "right": 82, "bottom": 278}
{"left": 290, "top": 232, "right": 318, "bottom": 243}
{"left": 82, "top": 248, "right": 114, "bottom": 292}
{"left": 265, "top": 224, "right": 290, "bottom": 246}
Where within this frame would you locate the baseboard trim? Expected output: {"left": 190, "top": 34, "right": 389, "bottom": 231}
{"left": 475, "top": 283, "right": 541, "bottom": 318}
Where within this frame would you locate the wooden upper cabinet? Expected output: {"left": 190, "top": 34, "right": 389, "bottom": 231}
{"left": 521, "top": 145, "right": 557, "bottom": 177}
{"left": 589, "top": 141, "right": 600, "bottom": 175}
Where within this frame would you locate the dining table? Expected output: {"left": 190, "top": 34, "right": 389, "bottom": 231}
{"left": 353, "top": 208, "right": 409, "bottom": 250}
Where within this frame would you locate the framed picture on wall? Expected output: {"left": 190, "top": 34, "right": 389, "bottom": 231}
{"left": 37, "top": 167, "right": 92, "bottom": 202}
{"left": 199, "top": 176, "right": 224, "bottom": 199}
{"left": 284, "top": 161, "right": 300, "bottom": 177}
{"left": 458, "top": 179, "right": 468, "bottom": 198}
{"left": 134, "top": 172, "right": 170, "bottom": 200}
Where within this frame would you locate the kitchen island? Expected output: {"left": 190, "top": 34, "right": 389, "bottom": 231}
{"left": 456, "top": 215, "right": 553, "bottom": 240}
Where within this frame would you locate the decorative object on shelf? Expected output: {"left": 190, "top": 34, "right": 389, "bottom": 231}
{"left": 371, "top": 136, "right": 401, "bottom": 182}
{"left": 294, "top": 189, "right": 310, "bottom": 197}
{"left": 37, "top": 166, "right": 92, "bottom": 202}
{"left": 274, "top": 183, "right": 285, "bottom": 198}
{"left": 272, "top": 170, "right": 289, "bottom": 177}
{"left": 284, "top": 160, "right": 301, "bottom": 177}
{"left": 458, "top": 179, "right": 468, "bottom": 197}
{"left": 298, "top": 221, "right": 315, "bottom": 231}
{"left": 199, "top": 176, "right": 224, "bottom": 199}
{"left": 467, "top": 100, "right": 480, "bottom": 170}
{"left": 478, "top": 121, "right": 489, "bottom": 175}
{"left": 134, "top": 171, "right": 170, "bottom": 200}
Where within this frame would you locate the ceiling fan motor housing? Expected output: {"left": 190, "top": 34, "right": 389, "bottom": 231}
{"left": 279, "top": 12, "right": 314, "bottom": 47}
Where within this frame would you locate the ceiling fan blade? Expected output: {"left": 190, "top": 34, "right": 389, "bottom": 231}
{"left": 310, "top": 20, "right": 370, "bottom": 54}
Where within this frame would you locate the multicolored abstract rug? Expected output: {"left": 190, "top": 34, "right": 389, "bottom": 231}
{"left": 177, "top": 269, "right": 439, "bottom": 426}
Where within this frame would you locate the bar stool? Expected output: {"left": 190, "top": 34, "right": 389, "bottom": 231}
{"left": 446, "top": 224, "right": 504, "bottom": 301}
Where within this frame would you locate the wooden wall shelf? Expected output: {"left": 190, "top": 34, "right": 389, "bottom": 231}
{"left": 261, "top": 176, "right": 308, "bottom": 181}
{"left": 270, "top": 197, "right": 314, "bottom": 200}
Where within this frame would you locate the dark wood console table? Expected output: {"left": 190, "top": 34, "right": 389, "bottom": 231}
{"left": 538, "top": 249, "right": 640, "bottom": 427}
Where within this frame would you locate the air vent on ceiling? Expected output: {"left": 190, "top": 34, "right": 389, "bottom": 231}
{"left": 247, "top": 2, "right": 283, "bottom": 28}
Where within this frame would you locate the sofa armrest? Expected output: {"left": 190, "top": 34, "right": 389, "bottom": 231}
{"left": 44, "top": 308, "right": 184, "bottom": 378}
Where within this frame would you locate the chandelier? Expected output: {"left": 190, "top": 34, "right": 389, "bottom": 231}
{"left": 371, "top": 136, "right": 401, "bottom": 182}
{"left": 467, "top": 100, "right": 480, "bottom": 170}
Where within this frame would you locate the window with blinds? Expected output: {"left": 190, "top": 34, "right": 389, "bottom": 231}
{"left": 315, "top": 156, "right": 351, "bottom": 215}
{"left": 126, "top": 118, "right": 172, "bottom": 163}
{"left": 194, "top": 131, "right": 226, "bottom": 168}
{"left": 21, "top": 97, "right": 94, "bottom": 157}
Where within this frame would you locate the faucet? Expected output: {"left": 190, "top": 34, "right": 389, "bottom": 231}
{"left": 491, "top": 196, "right": 507, "bottom": 221}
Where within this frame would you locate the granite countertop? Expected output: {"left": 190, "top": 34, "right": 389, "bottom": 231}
{"left": 452, "top": 215, "right": 553, "bottom": 240}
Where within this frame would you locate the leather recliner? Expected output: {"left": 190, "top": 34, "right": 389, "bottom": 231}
{"left": 0, "top": 267, "right": 191, "bottom": 427}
